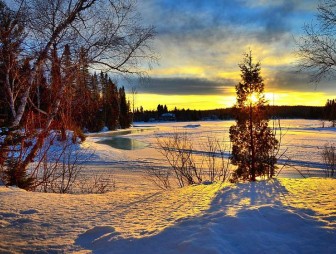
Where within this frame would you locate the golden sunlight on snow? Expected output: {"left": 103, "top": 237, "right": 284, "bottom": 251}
{"left": 280, "top": 178, "right": 336, "bottom": 229}
{"left": 0, "top": 173, "right": 226, "bottom": 252}
{"left": 0, "top": 177, "right": 335, "bottom": 252}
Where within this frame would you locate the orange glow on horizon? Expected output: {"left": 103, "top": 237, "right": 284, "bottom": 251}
{"left": 132, "top": 91, "right": 330, "bottom": 111}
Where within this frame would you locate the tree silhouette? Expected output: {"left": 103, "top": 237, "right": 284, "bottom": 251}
{"left": 324, "top": 99, "right": 336, "bottom": 127}
{"left": 119, "top": 86, "right": 131, "bottom": 129}
{"left": 297, "top": 0, "right": 336, "bottom": 82}
{"left": 229, "top": 52, "right": 278, "bottom": 181}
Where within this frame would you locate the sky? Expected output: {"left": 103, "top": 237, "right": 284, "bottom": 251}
{"left": 127, "top": 0, "right": 336, "bottom": 110}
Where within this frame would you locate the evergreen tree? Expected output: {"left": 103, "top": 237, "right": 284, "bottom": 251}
{"left": 119, "top": 86, "right": 131, "bottom": 128}
{"left": 324, "top": 99, "right": 336, "bottom": 127}
{"left": 229, "top": 52, "right": 278, "bottom": 181}
{"left": 157, "top": 104, "right": 163, "bottom": 115}
{"left": 58, "top": 44, "right": 76, "bottom": 139}
{"left": 74, "top": 47, "right": 99, "bottom": 131}
{"left": 104, "top": 78, "right": 119, "bottom": 130}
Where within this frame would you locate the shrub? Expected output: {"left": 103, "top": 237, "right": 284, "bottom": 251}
{"left": 148, "top": 131, "right": 231, "bottom": 189}
{"left": 321, "top": 143, "right": 336, "bottom": 177}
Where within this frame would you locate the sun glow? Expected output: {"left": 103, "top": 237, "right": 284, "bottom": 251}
{"left": 247, "top": 93, "right": 259, "bottom": 105}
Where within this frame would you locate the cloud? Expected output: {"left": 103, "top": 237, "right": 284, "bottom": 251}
{"left": 138, "top": 77, "right": 235, "bottom": 95}
{"left": 138, "top": 0, "right": 312, "bottom": 79}
{"left": 141, "top": 0, "right": 311, "bottom": 43}
{"left": 133, "top": 0, "right": 335, "bottom": 108}
{"left": 266, "top": 68, "right": 336, "bottom": 93}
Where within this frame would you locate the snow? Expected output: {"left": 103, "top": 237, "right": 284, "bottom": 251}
{"left": 0, "top": 119, "right": 336, "bottom": 253}
{"left": 81, "top": 119, "right": 336, "bottom": 177}
{"left": 76, "top": 179, "right": 335, "bottom": 254}
{"left": 0, "top": 178, "right": 335, "bottom": 253}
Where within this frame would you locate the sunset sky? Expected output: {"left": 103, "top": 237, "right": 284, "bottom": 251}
{"left": 128, "top": 0, "right": 336, "bottom": 110}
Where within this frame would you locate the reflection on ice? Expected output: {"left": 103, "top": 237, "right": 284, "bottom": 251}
{"left": 97, "top": 137, "right": 147, "bottom": 150}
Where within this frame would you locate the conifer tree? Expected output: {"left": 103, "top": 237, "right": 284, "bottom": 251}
{"left": 229, "top": 52, "right": 278, "bottom": 181}
{"left": 104, "top": 78, "right": 120, "bottom": 130}
{"left": 74, "top": 47, "right": 98, "bottom": 131}
{"left": 324, "top": 99, "right": 336, "bottom": 127}
{"left": 119, "top": 86, "right": 131, "bottom": 129}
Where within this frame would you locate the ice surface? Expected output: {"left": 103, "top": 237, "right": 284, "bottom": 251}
{"left": 83, "top": 119, "right": 336, "bottom": 177}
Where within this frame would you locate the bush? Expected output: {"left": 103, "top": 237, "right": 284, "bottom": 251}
{"left": 0, "top": 130, "right": 37, "bottom": 190}
{"left": 77, "top": 173, "right": 115, "bottom": 194}
{"left": 321, "top": 143, "right": 336, "bottom": 177}
{"left": 34, "top": 137, "right": 114, "bottom": 194}
{"left": 148, "top": 131, "right": 231, "bottom": 189}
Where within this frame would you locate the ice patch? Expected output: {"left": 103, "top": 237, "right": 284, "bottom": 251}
{"left": 183, "top": 124, "right": 201, "bottom": 128}
{"left": 97, "top": 137, "right": 147, "bottom": 150}
{"left": 100, "top": 126, "right": 109, "bottom": 132}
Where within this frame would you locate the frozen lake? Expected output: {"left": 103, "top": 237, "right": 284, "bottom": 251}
{"left": 87, "top": 119, "right": 336, "bottom": 178}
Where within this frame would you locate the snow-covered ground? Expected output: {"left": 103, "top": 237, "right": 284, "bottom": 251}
{"left": 84, "top": 119, "right": 336, "bottom": 177}
{"left": 0, "top": 178, "right": 335, "bottom": 253}
{"left": 0, "top": 119, "right": 335, "bottom": 253}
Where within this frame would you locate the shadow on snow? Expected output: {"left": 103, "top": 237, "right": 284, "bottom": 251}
{"left": 75, "top": 180, "right": 336, "bottom": 254}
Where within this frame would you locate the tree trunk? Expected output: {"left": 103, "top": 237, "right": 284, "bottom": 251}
{"left": 19, "top": 85, "right": 64, "bottom": 171}
{"left": 249, "top": 102, "right": 256, "bottom": 181}
{"left": 4, "top": 71, "right": 17, "bottom": 120}
{"left": 19, "top": 47, "right": 65, "bottom": 174}
{"left": 11, "top": 87, "right": 31, "bottom": 128}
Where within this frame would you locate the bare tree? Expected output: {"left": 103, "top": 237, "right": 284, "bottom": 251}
{"left": 0, "top": 0, "right": 155, "bottom": 189}
{"left": 156, "top": 132, "right": 202, "bottom": 187}
{"left": 200, "top": 136, "right": 231, "bottom": 183}
{"left": 144, "top": 165, "right": 172, "bottom": 190}
{"left": 4, "top": 0, "right": 155, "bottom": 128}
{"left": 297, "top": 0, "right": 336, "bottom": 82}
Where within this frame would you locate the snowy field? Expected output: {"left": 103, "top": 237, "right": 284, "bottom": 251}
{"left": 85, "top": 119, "right": 336, "bottom": 178}
{"left": 0, "top": 179, "right": 335, "bottom": 253}
{"left": 0, "top": 119, "right": 335, "bottom": 253}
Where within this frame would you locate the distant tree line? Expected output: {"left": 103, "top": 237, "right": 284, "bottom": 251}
{"left": 323, "top": 99, "right": 336, "bottom": 127}
{"left": 133, "top": 105, "right": 324, "bottom": 122}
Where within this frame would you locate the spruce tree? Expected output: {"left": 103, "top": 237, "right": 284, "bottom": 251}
{"left": 104, "top": 78, "right": 120, "bottom": 130}
{"left": 119, "top": 86, "right": 131, "bottom": 128}
{"left": 229, "top": 52, "right": 278, "bottom": 181}
{"left": 74, "top": 47, "right": 98, "bottom": 131}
